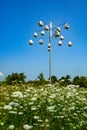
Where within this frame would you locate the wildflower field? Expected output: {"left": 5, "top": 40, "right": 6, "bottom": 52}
{"left": 0, "top": 83, "right": 87, "bottom": 130}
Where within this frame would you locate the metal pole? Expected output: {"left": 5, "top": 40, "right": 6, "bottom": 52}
{"left": 49, "top": 22, "right": 52, "bottom": 84}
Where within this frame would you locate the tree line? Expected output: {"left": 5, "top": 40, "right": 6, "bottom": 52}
{"left": 1, "top": 72, "right": 87, "bottom": 88}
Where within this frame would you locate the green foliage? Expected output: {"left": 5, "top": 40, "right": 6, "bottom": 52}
{"left": 59, "top": 75, "right": 71, "bottom": 86}
{"left": 1, "top": 84, "right": 87, "bottom": 129}
{"left": 37, "top": 72, "right": 46, "bottom": 85}
{"left": 51, "top": 75, "right": 57, "bottom": 83}
{"left": 33, "top": 80, "right": 49, "bottom": 86}
{"left": 2, "top": 72, "right": 87, "bottom": 88}
{"left": 73, "top": 76, "right": 87, "bottom": 88}
{"left": 38, "top": 72, "right": 45, "bottom": 81}
{"left": 5, "top": 73, "right": 26, "bottom": 85}
{"left": 73, "top": 76, "right": 79, "bottom": 85}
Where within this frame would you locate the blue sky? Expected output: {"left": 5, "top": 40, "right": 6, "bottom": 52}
{"left": 0, "top": 0, "right": 87, "bottom": 81}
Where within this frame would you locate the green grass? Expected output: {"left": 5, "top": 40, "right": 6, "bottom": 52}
{"left": 0, "top": 83, "right": 87, "bottom": 130}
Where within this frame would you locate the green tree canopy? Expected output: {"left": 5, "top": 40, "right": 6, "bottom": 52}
{"left": 5, "top": 72, "right": 26, "bottom": 85}
{"left": 73, "top": 76, "right": 87, "bottom": 88}
{"left": 59, "top": 75, "right": 71, "bottom": 86}
{"left": 51, "top": 75, "right": 57, "bottom": 83}
{"left": 38, "top": 72, "right": 45, "bottom": 81}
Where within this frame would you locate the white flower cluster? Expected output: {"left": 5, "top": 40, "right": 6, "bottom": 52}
{"left": 66, "top": 84, "right": 79, "bottom": 89}
{"left": 47, "top": 105, "right": 56, "bottom": 112}
{"left": 23, "top": 124, "right": 33, "bottom": 130}
{"left": 9, "top": 101, "right": 19, "bottom": 107}
{"left": 9, "top": 125, "right": 15, "bottom": 129}
{"left": 1, "top": 84, "right": 87, "bottom": 129}
{"left": 11, "top": 91, "right": 23, "bottom": 98}
{"left": 3, "top": 105, "right": 12, "bottom": 110}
